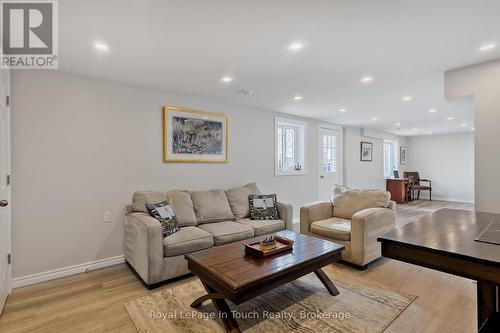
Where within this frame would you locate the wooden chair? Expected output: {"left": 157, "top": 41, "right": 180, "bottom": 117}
{"left": 403, "top": 171, "right": 432, "bottom": 201}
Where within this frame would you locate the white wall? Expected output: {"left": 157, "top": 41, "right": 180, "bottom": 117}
{"left": 11, "top": 70, "right": 323, "bottom": 278}
{"left": 343, "top": 127, "right": 407, "bottom": 190}
{"left": 445, "top": 59, "right": 500, "bottom": 212}
{"left": 406, "top": 132, "right": 474, "bottom": 202}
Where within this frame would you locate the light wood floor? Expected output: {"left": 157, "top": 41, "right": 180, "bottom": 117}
{"left": 0, "top": 200, "right": 476, "bottom": 333}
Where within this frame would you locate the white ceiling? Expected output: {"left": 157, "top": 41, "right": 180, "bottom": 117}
{"left": 59, "top": 0, "right": 500, "bottom": 136}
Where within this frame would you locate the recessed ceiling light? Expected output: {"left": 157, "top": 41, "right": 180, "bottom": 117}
{"left": 427, "top": 131, "right": 432, "bottom": 135}
{"left": 395, "top": 122, "right": 401, "bottom": 127}
{"left": 361, "top": 76, "right": 374, "bottom": 84}
{"left": 479, "top": 43, "right": 497, "bottom": 52}
{"left": 339, "top": 108, "right": 347, "bottom": 112}
{"left": 461, "top": 123, "right": 467, "bottom": 127}
{"left": 221, "top": 76, "right": 233, "bottom": 83}
{"left": 237, "top": 89, "right": 253, "bottom": 97}
{"left": 94, "top": 41, "right": 109, "bottom": 51}
{"left": 471, "top": 127, "right": 475, "bottom": 131}
{"left": 429, "top": 109, "right": 437, "bottom": 113}
{"left": 413, "top": 128, "right": 419, "bottom": 131}
{"left": 401, "top": 96, "right": 412, "bottom": 102}
{"left": 371, "top": 117, "right": 378, "bottom": 121}
{"left": 293, "top": 95, "right": 303, "bottom": 101}
{"left": 447, "top": 116, "right": 454, "bottom": 120}
{"left": 288, "top": 42, "right": 304, "bottom": 51}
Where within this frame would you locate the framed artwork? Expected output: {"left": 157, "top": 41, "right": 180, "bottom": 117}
{"left": 360, "top": 141, "right": 373, "bottom": 161}
{"left": 163, "top": 105, "right": 228, "bottom": 163}
{"left": 400, "top": 146, "right": 407, "bottom": 165}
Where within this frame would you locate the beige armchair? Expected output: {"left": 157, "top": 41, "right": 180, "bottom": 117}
{"left": 300, "top": 189, "right": 396, "bottom": 269}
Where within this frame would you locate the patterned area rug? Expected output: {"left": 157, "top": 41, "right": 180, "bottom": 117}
{"left": 124, "top": 264, "right": 416, "bottom": 332}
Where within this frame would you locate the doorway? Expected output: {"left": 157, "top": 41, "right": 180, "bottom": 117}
{"left": 319, "top": 126, "right": 342, "bottom": 201}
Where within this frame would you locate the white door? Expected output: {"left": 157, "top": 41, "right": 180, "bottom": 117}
{"left": 319, "top": 127, "right": 342, "bottom": 201}
{"left": 0, "top": 68, "right": 11, "bottom": 314}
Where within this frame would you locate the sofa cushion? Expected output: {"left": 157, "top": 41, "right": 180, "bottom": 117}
{"left": 225, "top": 182, "right": 261, "bottom": 219}
{"left": 310, "top": 217, "right": 351, "bottom": 241}
{"left": 167, "top": 190, "right": 197, "bottom": 226}
{"left": 162, "top": 226, "right": 214, "bottom": 257}
{"left": 132, "top": 191, "right": 167, "bottom": 213}
{"left": 333, "top": 189, "right": 390, "bottom": 219}
{"left": 237, "top": 218, "right": 285, "bottom": 236}
{"left": 190, "top": 189, "right": 235, "bottom": 223}
{"left": 198, "top": 221, "right": 254, "bottom": 245}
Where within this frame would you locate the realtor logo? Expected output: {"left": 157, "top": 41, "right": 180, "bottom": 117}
{"left": 1, "top": 0, "right": 58, "bottom": 69}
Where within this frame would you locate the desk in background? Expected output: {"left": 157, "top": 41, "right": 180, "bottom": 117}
{"left": 386, "top": 178, "right": 411, "bottom": 203}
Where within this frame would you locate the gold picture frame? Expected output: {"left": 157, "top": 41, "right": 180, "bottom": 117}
{"left": 163, "top": 105, "right": 228, "bottom": 163}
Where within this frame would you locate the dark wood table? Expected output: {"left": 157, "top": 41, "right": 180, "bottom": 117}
{"left": 378, "top": 209, "right": 500, "bottom": 332}
{"left": 185, "top": 230, "right": 344, "bottom": 332}
{"left": 386, "top": 178, "right": 412, "bottom": 204}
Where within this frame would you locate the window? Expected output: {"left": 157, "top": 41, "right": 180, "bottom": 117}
{"left": 321, "top": 134, "right": 336, "bottom": 173}
{"left": 383, "top": 140, "right": 397, "bottom": 177}
{"left": 275, "top": 117, "right": 306, "bottom": 175}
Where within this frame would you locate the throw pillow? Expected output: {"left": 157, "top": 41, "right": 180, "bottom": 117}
{"left": 146, "top": 201, "right": 180, "bottom": 237}
{"left": 249, "top": 194, "right": 278, "bottom": 220}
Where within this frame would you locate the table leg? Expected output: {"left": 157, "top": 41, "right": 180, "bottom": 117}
{"left": 477, "top": 280, "right": 499, "bottom": 331}
{"left": 196, "top": 281, "right": 240, "bottom": 333}
{"left": 314, "top": 269, "right": 340, "bottom": 296}
{"left": 190, "top": 292, "right": 227, "bottom": 308}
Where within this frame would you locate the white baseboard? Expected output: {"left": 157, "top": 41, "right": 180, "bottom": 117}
{"left": 12, "top": 255, "right": 125, "bottom": 289}
{"left": 417, "top": 196, "right": 474, "bottom": 204}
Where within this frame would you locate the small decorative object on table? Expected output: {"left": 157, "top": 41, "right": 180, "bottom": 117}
{"left": 243, "top": 235, "right": 294, "bottom": 258}
{"left": 260, "top": 236, "right": 277, "bottom": 251}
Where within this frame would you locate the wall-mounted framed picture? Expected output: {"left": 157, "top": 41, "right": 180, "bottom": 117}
{"left": 163, "top": 105, "right": 228, "bottom": 163}
{"left": 400, "top": 146, "right": 407, "bottom": 165}
{"left": 360, "top": 141, "right": 373, "bottom": 161}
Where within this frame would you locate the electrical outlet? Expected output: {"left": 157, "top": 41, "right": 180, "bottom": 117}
{"left": 104, "top": 211, "right": 112, "bottom": 223}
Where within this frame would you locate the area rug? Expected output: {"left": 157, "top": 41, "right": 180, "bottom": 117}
{"left": 124, "top": 264, "right": 416, "bottom": 333}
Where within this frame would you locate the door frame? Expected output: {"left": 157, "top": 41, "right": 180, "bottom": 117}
{"left": 0, "top": 67, "right": 11, "bottom": 314}
{"left": 318, "top": 123, "right": 344, "bottom": 200}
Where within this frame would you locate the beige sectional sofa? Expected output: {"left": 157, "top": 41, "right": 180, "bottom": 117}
{"left": 124, "top": 183, "right": 293, "bottom": 286}
{"left": 300, "top": 189, "right": 396, "bottom": 269}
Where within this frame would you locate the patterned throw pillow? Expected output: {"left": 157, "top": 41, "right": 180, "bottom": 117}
{"left": 146, "top": 201, "right": 180, "bottom": 237}
{"left": 249, "top": 194, "right": 278, "bottom": 220}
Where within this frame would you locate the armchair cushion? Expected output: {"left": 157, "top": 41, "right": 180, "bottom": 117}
{"left": 333, "top": 189, "right": 390, "bottom": 219}
{"left": 190, "top": 189, "right": 235, "bottom": 223}
{"left": 310, "top": 217, "right": 351, "bottom": 241}
{"left": 225, "top": 182, "right": 261, "bottom": 219}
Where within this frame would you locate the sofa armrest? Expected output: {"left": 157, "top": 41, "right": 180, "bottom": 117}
{"left": 300, "top": 201, "right": 333, "bottom": 235}
{"left": 123, "top": 212, "right": 163, "bottom": 285}
{"left": 387, "top": 200, "right": 396, "bottom": 210}
{"left": 350, "top": 207, "right": 396, "bottom": 265}
{"left": 277, "top": 200, "right": 294, "bottom": 231}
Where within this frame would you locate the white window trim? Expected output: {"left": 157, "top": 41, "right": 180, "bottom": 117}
{"left": 383, "top": 139, "right": 399, "bottom": 178}
{"left": 275, "top": 117, "right": 307, "bottom": 176}
{"left": 319, "top": 123, "right": 344, "bottom": 185}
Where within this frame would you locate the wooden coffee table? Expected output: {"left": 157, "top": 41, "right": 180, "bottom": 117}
{"left": 185, "top": 230, "right": 344, "bottom": 333}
